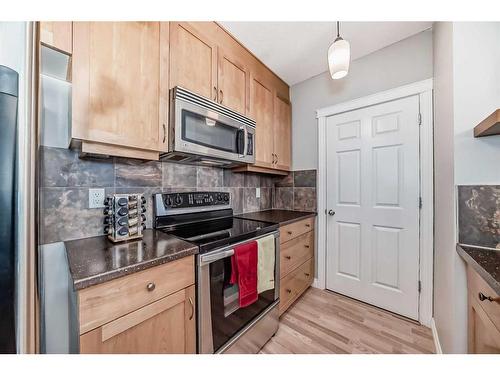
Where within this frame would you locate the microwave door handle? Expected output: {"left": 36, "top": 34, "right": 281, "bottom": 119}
{"left": 200, "top": 249, "right": 235, "bottom": 265}
{"left": 239, "top": 126, "right": 248, "bottom": 158}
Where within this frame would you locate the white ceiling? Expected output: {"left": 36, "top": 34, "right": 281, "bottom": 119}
{"left": 220, "top": 22, "right": 433, "bottom": 86}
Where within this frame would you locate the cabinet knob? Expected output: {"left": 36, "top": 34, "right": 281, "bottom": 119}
{"left": 304, "top": 273, "right": 310, "bottom": 277}
{"left": 188, "top": 297, "right": 194, "bottom": 320}
{"left": 287, "top": 231, "right": 293, "bottom": 235}
{"left": 285, "top": 255, "right": 291, "bottom": 260}
{"left": 162, "top": 123, "right": 166, "bottom": 143}
{"left": 219, "top": 89, "right": 224, "bottom": 104}
{"left": 213, "top": 86, "right": 217, "bottom": 101}
{"left": 304, "top": 245, "right": 310, "bottom": 249}
{"left": 305, "top": 224, "right": 311, "bottom": 228}
{"left": 286, "top": 288, "right": 292, "bottom": 294}
{"left": 146, "top": 282, "right": 156, "bottom": 292}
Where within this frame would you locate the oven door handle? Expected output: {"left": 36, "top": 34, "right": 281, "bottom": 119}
{"left": 200, "top": 249, "right": 235, "bottom": 265}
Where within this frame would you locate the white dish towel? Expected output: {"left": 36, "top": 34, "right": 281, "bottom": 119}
{"left": 256, "top": 235, "right": 275, "bottom": 294}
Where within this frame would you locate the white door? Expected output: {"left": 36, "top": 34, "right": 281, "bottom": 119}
{"left": 325, "top": 95, "right": 420, "bottom": 319}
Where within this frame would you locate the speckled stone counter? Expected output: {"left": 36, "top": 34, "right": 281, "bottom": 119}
{"left": 65, "top": 229, "right": 198, "bottom": 290}
{"left": 235, "top": 209, "right": 316, "bottom": 226}
{"left": 457, "top": 244, "right": 500, "bottom": 295}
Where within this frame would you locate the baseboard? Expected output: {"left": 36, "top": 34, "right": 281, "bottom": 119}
{"left": 312, "top": 278, "right": 323, "bottom": 289}
{"left": 430, "top": 318, "right": 443, "bottom": 354}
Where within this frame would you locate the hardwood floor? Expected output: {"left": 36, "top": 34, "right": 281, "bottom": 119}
{"left": 260, "top": 287, "right": 435, "bottom": 354}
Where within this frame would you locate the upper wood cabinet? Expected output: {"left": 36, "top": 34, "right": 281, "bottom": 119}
{"left": 72, "top": 22, "right": 169, "bottom": 160}
{"left": 273, "top": 94, "right": 292, "bottom": 170}
{"left": 170, "top": 22, "right": 218, "bottom": 101}
{"left": 250, "top": 72, "right": 274, "bottom": 169}
{"left": 40, "top": 22, "right": 73, "bottom": 54}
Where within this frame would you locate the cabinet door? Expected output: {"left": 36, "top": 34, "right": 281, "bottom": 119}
{"left": 80, "top": 285, "right": 196, "bottom": 354}
{"left": 40, "top": 22, "right": 72, "bottom": 54}
{"left": 72, "top": 22, "right": 167, "bottom": 158}
{"left": 170, "top": 22, "right": 218, "bottom": 101}
{"left": 217, "top": 46, "right": 249, "bottom": 114}
{"left": 250, "top": 73, "right": 274, "bottom": 168}
{"left": 273, "top": 94, "right": 292, "bottom": 171}
{"left": 468, "top": 294, "right": 500, "bottom": 354}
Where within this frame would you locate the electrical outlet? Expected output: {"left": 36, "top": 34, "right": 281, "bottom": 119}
{"left": 256, "top": 187, "right": 261, "bottom": 198}
{"left": 89, "top": 188, "right": 105, "bottom": 209}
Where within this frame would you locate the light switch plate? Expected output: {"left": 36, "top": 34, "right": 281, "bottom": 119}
{"left": 256, "top": 187, "right": 261, "bottom": 198}
{"left": 89, "top": 188, "right": 105, "bottom": 208}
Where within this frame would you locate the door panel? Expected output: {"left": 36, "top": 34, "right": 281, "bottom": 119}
{"left": 326, "top": 95, "right": 420, "bottom": 319}
{"left": 250, "top": 74, "right": 274, "bottom": 168}
{"left": 72, "top": 22, "right": 163, "bottom": 153}
{"left": 218, "top": 48, "right": 248, "bottom": 114}
{"left": 169, "top": 22, "right": 218, "bottom": 101}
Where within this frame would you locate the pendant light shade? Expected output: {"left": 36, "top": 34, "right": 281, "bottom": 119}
{"left": 328, "top": 22, "right": 350, "bottom": 80}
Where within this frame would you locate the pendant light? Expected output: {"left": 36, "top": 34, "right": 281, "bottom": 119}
{"left": 328, "top": 21, "right": 350, "bottom": 80}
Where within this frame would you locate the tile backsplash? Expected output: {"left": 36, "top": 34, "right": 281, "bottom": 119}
{"left": 274, "top": 169, "right": 317, "bottom": 212}
{"left": 39, "top": 146, "right": 317, "bottom": 244}
{"left": 457, "top": 185, "right": 500, "bottom": 249}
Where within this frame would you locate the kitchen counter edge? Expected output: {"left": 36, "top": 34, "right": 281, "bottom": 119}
{"left": 456, "top": 243, "right": 500, "bottom": 295}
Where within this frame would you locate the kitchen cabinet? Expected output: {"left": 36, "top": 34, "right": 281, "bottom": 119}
{"left": 170, "top": 22, "right": 250, "bottom": 115}
{"left": 250, "top": 72, "right": 275, "bottom": 169}
{"left": 77, "top": 256, "right": 196, "bottom": 354}
{"left": 467, "top": 266, "right": 500, "bottom": 353}
{"left": 278, "top": 218, "right": 315, "bottom": 315}
{"left": 273, "top": 94, "right": 292, "bottom": 171}
{"left": 170, "top": 22, "right": 218, "bottom": 102}
{"left": 72, "top": 22, "right": 169, "bottom": 160}
{"left": 80, "top": 286, "right": 195, "bottom": 354}
{"left": 40, "top": 22, "right": 72, "bottom": 54}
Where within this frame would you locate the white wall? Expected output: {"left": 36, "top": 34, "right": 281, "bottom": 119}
{"left": 453, "top": 22, "right": 500, "bottom": 184}
{"left": 290, "top": 29, "right": 434, "bottom": 171}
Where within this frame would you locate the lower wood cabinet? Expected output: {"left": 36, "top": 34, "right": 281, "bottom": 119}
{"left": 467, "top": 266, "right": 500, "bottom": 353}
{"left": 80, "top": 286, "right": 195, "bottom": 354}
{"left": 77, "top": 256, "right": 196, "bottom": 354}
{"left": 278, "top": 218, "right": 315, "bottom": 316}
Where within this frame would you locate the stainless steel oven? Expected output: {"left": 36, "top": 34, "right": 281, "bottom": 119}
{"left": 161, "top": 87, "right": 255, "bottom": 167}
{"left": 197, "top": 232, "right": 280, "bottom": 354}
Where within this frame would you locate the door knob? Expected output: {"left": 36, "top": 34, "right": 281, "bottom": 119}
{"left": 328, "top": 210, "right": 335, "bottom": 216}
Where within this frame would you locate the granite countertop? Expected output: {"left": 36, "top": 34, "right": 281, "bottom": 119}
{"left": 65, "top": 229, "right": 198, "bottom": 290}
{"left": 457, "top": 244, "right": 500, "bottom": 295}
{"left": 235, "top": 209, "right": 317, "bottom": 226}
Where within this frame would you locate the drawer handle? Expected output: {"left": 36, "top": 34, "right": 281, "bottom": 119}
{"left": 285, "top": 255, "right": 291, "bottom": 260}
{"left": 188, "top": 297, "right": 194, "bottom": 320}
{"left": 287, "top": 231, "right": 293, "bottom": 235}
{"left": 146, "top": 282, "right": 156, "bottom": 292}
{"left": 304, "top": 245, "right": 310, "bottom": 249}
{"left": 286, "top": 288, "right": 292, "bottom": 294}
{"left": 478, "top": 292, "right": 500, "bottom": 303}
{"left": 304, "top": 273, "right": 310, "bottom": 277}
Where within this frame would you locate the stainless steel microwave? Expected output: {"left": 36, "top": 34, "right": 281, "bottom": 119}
{"left": 160, "top": 87, "right": 255, "bottom": 167}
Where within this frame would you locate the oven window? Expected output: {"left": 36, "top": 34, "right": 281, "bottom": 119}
{"left": 182, "top": 110, "right": 241, "bottom": 154}
{"left": 209, "top": 256, "right": 275, "bottom": 352}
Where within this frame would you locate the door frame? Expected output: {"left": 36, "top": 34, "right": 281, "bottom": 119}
{"left": 315, "top": 79, "right": 434, "bottom": 327}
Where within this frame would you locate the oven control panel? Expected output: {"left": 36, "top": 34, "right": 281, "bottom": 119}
{"left": 159, "top": 191, "right": 230, "bottom": 210}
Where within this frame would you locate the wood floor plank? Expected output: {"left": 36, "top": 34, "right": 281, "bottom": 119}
{"left": 261, "top": 288, "right": 435, "bottom": 354}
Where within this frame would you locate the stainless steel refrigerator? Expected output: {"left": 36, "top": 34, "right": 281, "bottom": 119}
{"left": 0, "top": 64, "right": 18, "bottom": 353}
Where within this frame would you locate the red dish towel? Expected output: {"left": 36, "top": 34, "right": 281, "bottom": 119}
{"left": 230, "top": 241, "right": 258, "bottom": 308}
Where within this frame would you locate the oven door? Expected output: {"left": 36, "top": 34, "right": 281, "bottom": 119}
{"left": 197, "top": 232, "right": 279, "bottom": 353}
{"left": 173, "top": 97, "right": 255, "bottom": 164}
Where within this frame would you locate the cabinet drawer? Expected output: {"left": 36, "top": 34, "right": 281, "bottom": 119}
{"left": 280, "top": 218, "right": 314, "bottom": 243}
{"left": 280, "top": 231, "right": 314, "bottom": 279}
{"left": 468, "top": 267, "right": 500, "bottom": 332}
{"left": 79, "top": 256, "right": 194, "bottom": 334}
{"left": 279, "top": 258, "right": 314, "bottom": 315}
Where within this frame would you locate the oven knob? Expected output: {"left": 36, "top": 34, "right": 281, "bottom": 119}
{"left": 223, "top": 194, "right": 229, "bottom": 202}
{"left": 217, "top": 193, "right": 222, "bottom": 201}
{"left": 175, "top": 195, "right": 183, "bottom": 205}
{"left": 164, "top": 197, "right": 172, "bottom": 206}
